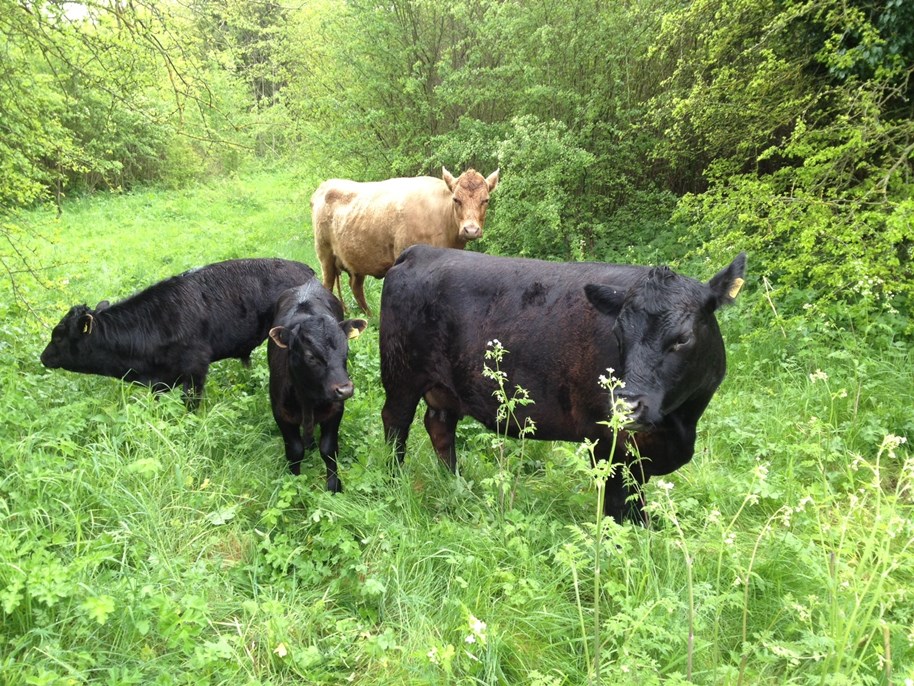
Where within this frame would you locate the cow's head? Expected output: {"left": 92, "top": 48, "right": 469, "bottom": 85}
{"left": 584, "top": 253, "right": 746, "bottom": 430}
{"left": 40, "top": 302, "right": 108, "bottom": 371}
{"left": 269, "top": 315, "right": 367, "bottom": 404}
{"left": 442, "top": 167, "right": 499, "bottom": 242}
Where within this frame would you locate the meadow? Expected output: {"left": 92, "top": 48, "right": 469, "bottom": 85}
{"left": 1, "top": 167, "right": 913, "bottom": 685}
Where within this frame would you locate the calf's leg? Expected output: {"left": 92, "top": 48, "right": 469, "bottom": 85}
{"left": 318, "top": 409, "right": 344, "bottom": 493}
{"left": 275, "top": 417, "right": 305, "bottom": 475}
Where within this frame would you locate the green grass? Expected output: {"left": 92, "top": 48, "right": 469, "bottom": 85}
{"left": 1, "top": 169, "right": 913, "bottom": 685}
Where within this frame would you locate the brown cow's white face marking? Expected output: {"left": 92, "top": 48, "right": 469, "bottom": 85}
{"left": 442, "top": 167, "right": 499, "bottom": 242}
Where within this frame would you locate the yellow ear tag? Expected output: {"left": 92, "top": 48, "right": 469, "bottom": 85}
{"left": 348, "top": 327, "right": 362, "bottom": 340}
{"left": 728, "top": 277, "right": 744, "bottom": 299}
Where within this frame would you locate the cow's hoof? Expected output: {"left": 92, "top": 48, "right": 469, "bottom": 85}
{"left": 326, "top": 475, "right": 343, "bottom": 494}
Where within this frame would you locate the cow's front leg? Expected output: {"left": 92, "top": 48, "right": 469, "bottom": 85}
{"left": 318, "top": 408, "right": 344, "bottom": 493}
{"left": 350, "top": 273, "right": 371, "bottom": 315}
{"left": 602, "top": 465, "right": 647, "bottom": 525}
{"left": 424, "top": 407, "right": 458, "bottom": 473}
{"left": 596, "top": 442, "right": 647, "bottom": 525}
{"left": 382, "top": 394, "right": 420, "bottom": 465}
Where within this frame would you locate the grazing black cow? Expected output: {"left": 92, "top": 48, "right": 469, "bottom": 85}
{"left": 267, "top": 282, "right": 367, "bottom": 491}
{"left": 41, "top": 258, "right": 316, "bottom": 403}
{"left": 380, "top": 245, "right": 746, "bottom": 523}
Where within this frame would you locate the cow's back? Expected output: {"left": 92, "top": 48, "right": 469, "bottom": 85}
{"left": 312, "top": 176, "right": 455, "bottom": 278}
{"left": 380, "top": 246, "right": 646, "bottom": 440}
{"left": 122, "top": 258, "right": 314, "bottom": 364}
{"left": 185, "top": 258, "right": 316, "bottom": 361}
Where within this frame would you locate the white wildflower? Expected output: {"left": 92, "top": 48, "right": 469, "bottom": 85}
{"left": 809, "top": 369, "right": 828, "bottom": 383}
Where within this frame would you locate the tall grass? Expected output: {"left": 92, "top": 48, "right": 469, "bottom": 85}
{"left": 1, "top": 169, "right": 912, "bottom": 684}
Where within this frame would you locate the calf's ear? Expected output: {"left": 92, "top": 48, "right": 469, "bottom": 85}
{"left": 442, "top": 167, "right": 456, "bottom": 191}
{"left": 95, "top": 300, "right": 110, "bottom": 311}
{"left": 269, "top": 326, "right": 290, "bottom": 349}
{"left": 707, "top": 252, "right": 747, "bottom": 309}
{"left": 341, "top": 318, "right": 368, "bottom": 340}
{"left": 584, "top": 284, "right": 625, "bottom": 318}
{"left": 486, "top": 169, "right": 500, "bottom": 192}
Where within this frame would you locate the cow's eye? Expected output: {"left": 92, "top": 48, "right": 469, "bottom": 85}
{"left": 669, "top": 334, "right": 692, "bottom": 352}
{"left": 481, "top": 198, "right": 489, "bottom": 205}
{"left": 453, "top": 197, "right": 462, "bottom": 205}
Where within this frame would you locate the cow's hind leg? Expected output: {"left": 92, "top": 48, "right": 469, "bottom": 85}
{"left": 423, "top": 407, "right": 459, "bottom": 472}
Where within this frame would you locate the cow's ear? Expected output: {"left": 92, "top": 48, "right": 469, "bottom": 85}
{"left": 95, "top": 300, "right": 110, "bottom": 312}
{"left": 341, "top": 318, "right": 368, "bottom": 340}
{"left": 442, "top": 166, "right": 456, "bottom": 191}
{"left": 78, "top": 313, "right": 95, "bottom": 335}
{"left": 269, "top": 326, "right": 290, "bottom": 349}
{"left": 486, "top": 169, "right": 500, "bottom": 192}
{"left": 707, "top": 252, "right": 747, "bottom": 309}
{"left": 584, "top": 284, "right": 625, "bottom": 318}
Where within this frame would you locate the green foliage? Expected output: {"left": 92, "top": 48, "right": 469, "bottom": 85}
{"left": 0, "top": 0, "right": 258, "bottom": 222}
{"left": 484, "top": 116, "right": 594, "bottom": 259}
{"left": 650, "top": 0, "right": 914, "bottom": 322}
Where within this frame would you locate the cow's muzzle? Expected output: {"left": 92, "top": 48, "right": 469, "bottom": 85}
{"left": 332, "top": 381, "right": 355, "bottom": 400}
{"left": 460, "top": 224, "right": 482, "bottom": 240}
{"left": 614, "top": 391, "right": 656, "bottom": 431}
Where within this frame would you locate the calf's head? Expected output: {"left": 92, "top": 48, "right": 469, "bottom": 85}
{"left": 442, "top": 166, "right": 499, "bottom": 242}
{"left": 269, "top": 315, "right": 368, "bottom": 403}
{"left": 585, "top": 254, "right": 746, "bottom": 430}
{"left": 41, "top": 302, "right": 110, "bottom": 371}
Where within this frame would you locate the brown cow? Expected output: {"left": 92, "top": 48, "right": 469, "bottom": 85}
{"left": 311, "top": 167, "right": 499, "bottom": 314}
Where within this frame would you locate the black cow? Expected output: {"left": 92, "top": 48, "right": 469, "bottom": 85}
{"left": 379, "top": 245, "right": 746, "bottom": 523}
{"left": 267, "top": 282, "right": 367, "bottom": 491}
{"left": 41, "top": 258, "right": 316, "bottom": 403}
